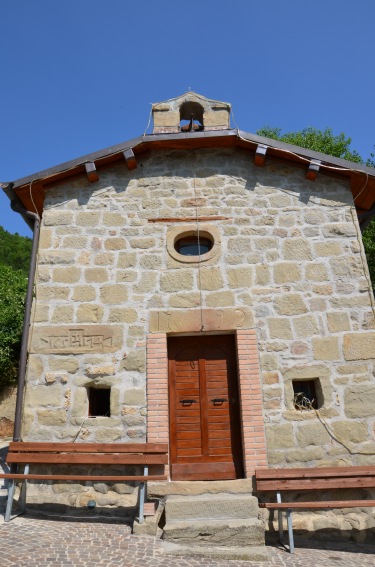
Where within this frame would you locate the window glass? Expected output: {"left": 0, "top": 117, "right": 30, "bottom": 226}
{"left": 175, "top": 236, "right": 213, "bottom": 256}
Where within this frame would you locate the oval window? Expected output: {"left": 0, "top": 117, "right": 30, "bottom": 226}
{"left": 175, "top": 235, "right": 213, "bottom": 256}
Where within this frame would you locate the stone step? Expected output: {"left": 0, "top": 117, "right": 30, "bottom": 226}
{"left": 148, "top": 478, "right": 253, "bottom": 498}
{"left": 165, "top": 492, "right": 259, "bottom": 521}
{"left": 162, "top": 518, "right": 265, "bottom": 548}
{"left": 161, "top": 541, "right": 269, "bottom": 562}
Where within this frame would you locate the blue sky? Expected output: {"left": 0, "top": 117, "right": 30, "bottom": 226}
{"left": 1, "top": 0, "right": 374, "bottom": 237}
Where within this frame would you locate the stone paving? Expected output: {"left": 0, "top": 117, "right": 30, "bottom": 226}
{"left": 0, "top": 514, "right": 375, "bottom": 567}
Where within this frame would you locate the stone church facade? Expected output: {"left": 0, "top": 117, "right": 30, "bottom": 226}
{"left": 4, "top": 93, "right": 375, "bottom": 539}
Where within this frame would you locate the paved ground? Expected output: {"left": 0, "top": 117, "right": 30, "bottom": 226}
{"left": 1, "top": 442, "right": 375, "bottom": 567}
{"left": 0, "top": 514, "right": 375, "bottom": 567}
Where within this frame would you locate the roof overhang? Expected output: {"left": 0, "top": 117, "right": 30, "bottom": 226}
{"left": 3, "top": 129, "right": 375, "bottom": 230}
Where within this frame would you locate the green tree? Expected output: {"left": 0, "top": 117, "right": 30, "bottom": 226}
{"left": 0, "top": 226, "right": 32, "bottom": 276}
{"left": 0, "top": 265, "right": 27, "bottom": 386}
{"left": 257, "top": 126, "right": 375, "bottom": 286}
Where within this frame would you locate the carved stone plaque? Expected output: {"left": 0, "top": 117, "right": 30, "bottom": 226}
{"left": 149, "top": 308, "right": 254, "bottom": 333}
{"left": 30, "top": 325, "right": 123, "bottom": 354}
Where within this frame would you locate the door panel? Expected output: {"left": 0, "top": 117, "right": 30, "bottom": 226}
{"left": 168, "top": 335, "right": 243, "bottom": 481}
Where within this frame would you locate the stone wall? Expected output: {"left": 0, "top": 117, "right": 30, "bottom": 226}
{"left": 24, "top": 147, "right": 375, "bottom": 473}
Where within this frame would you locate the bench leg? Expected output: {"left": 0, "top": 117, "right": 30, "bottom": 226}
{"left": 278, "top": 510, "right": 283, "bottom": 544}
{"left": 286, "top": 508, "right": 294, "bottom": 554}
{"left": 4, "top": 480, "right": 16, "bottom": 522}
{"left": 19, "top": 464, "right": 29, "bottom": 513}
{"left": 138, "top": 465, "right": 148, "bottom": 524}
{"left": 276, "top": 491, "right": 284, "bottom": 545}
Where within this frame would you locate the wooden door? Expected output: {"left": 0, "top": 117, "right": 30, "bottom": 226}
{"left": 168, "top": 335, "right": 243, "bottom": 481}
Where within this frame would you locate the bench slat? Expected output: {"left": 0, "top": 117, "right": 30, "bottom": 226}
{"left": 6, "top": 453, "right": 168, "bottom": 465}
{"left": 0, "top": 474, "right": 168, "bottom": 481}
{"left": 256, "top": 477, "right": 375, "bottom": 491}
{"left": 259, "top": 500, "right": 375, "bottom": 509}
{"left": 8, "top": 442, "right": 168, "bottom": 454}
{"left": 255, "top": 466, "right": 375, "bottom": 480}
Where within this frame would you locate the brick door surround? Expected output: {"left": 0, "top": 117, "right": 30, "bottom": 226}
{"left": 146, "top": 330, "right": 268, "bottom": 478}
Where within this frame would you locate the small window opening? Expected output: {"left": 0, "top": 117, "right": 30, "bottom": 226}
{"left": 292, "top": 380, "right": 319, "bottom": 411}
{"left": 179, "top": 101, "right": 204, "bottom": 132}
{"left": 88, "top": 388, "right": 111, "bottom": 417}
{"left": 175, "top": 235, "right": 213, "bottom": 256}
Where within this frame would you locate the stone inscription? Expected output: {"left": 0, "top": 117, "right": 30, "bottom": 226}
{"left": 31, "top": 325, "right": 123, "bottom": 354}
{"left": 149, "top": 308, "right": 254, "bottom": 333}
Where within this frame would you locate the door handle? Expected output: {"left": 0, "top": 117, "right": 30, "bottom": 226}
{"left": 211, "top": 398, "right": 227, "bottom": 404}
{"left": 179, "top": 399, "right": 197, "bottom": 405}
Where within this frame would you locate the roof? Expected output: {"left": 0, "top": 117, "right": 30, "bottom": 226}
{"left": 3, "top": 128, "right": 375, "bottom": 230}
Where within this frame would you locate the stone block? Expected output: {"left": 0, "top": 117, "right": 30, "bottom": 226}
{"left": 43, "top": 210, "right": 73, "bottom": 226}
{"left": 344, "top": 385, "right": 375, "bottom": 418}
{"left": 285, "top": 447, "right": 324, "bottom": 463}
{"left": 118, "top": 252, "right": 137, "bottom": 268}
{"left": 260, "top": 354, "right": 278, "bottom": 371}
{"left": 205, "top": 291, "right": 235, "bottom": 307}
{"left": 85, "top": 268, "right": 108, "bottom": 283}
{"left": 37, "top": 286, "right": 70, "bottom": 301}
{"left": 31, "top": 325, "right": 123, "bottom": 354}
{"left": 169, "top": 293, "right": 200, "bottom": 308}
{"left": 51, "top": 305, "right": 74, "bottom": 324}
{"left": 227, "top": 267, "right": 254, "bottom": 288}
{"left": 255, "top": 265, "right": 270, "bottom": 285}
{"left": 108, "top": 308, "right": 138, "bottom": 323}
{"left": 296, "top": 422, "right": 330, "bottom": 447}
{"left": 140, "top": 255, "right": 163, "bottom": 270}
{"left": 199, "top": 268, "right": 224, "bottom": 291}
{"left": 268, "top": 318, "right": 293, "bottom": 339}
{"left": 49, "top": 357, "right": 79, "bottom": 373}
{"left": 73, "top": 285, "right": 96, "bottom": 302}
{"left": 34, "top": 304, "right": 49, "bottom": 322}
{"left": 273, "top": 262, "right": 301, "bottom": 284}
{"left": 71, "top": 387, "right": 88, "bottom": 417}
{"left": 331, "top": 420, "right": 368, "bottom": 444}
{"left": 100, "top": 285, "right": 128, "bottom": 304}
{"left": 322, "top": 223, "right": 357, "bottom": 237}
{"left": 343, "top": 332, "right": 375, "bottom": 360}
{"left": 314, "top": 242, "right": 343, "bottom": 257}
{"left": 262, "top": 371, "right": 279, "bottom": 385}
{"left": 149, "top": 307, "right": 254, "bottom": 333}
{"left": 77, "top": 304, "right": 104, "bottom": 323}
{"left": 39, "top": 228, "right": 52, "bottom": 249}
{"left": 312, "top": 337, "right": 340, "bottom": 360}
{"left": 327, "top": 312, "right": 351, "bottom": 333}
{"left": 86, "top": 365, "right": 115, "bottom": 377}
{"left": 103, "top": 212, "right": 125, "bottom": 226}
{"left": 160, "top": 271, "right": 194, "bottom": 293}
{"left": 122, "top": 351, "right": 146, "bottom": 372}
{"left": 52, "top": 267, "right": 81, "bottom": 283}
{"left": 39, "top": 251, "right": 75, "bottom": 265}
{"left": 25, "top": 384, "right": 63, "bottom": 407}
{"left": 274, "top": 294, "right": 308, "bottom": 316}
{"left": 116, "top": 270, "right": 137, "bottom": 283}
{"left": 254, "top": 237, "right": 278, "bottom": 250}
{"left": 105, "top": 237, "right": 126, "bottom": 250}
{"left": 37, "top": 409, "right": 67, "bottom": 426}
{"left": 76, "top": 211, "right": 101, "bottom": 226}
{"left": 283, "top": 238, "right": 312, "bottom": 261}
{"left": 134, "top": 273, "right": 157, "bottom": 293}
{"left": 124, "top": 388, "right": 146, "bottom": 406}
{"left": 305, "top": 263, "right": 328, "bottom": 282}
{"left": 293, "top": 315, "right": 319, "bottom": 338}
{"left": 331, "top": 257, "right": 362, "bottom": 278}
{"left": 266, "top": 424, "right": 294, "bottom": 450}
{"left": 130, "top": 238, "right": 155, "bottom": 249}
{"left": 94, "top": 252, "right": 115, "bottom": 265}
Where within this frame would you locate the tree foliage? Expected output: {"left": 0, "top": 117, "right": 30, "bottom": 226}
{"left": 0, "top": 265, "right": 27, "bottom": 386}
{"left": 0, "top": 226, "right": 32, "bottom": 276}
{"left": 257, "top": 126, "right": 375, "bottom": 287}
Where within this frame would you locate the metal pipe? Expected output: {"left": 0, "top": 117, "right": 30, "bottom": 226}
{"left": 9, "top": 194, "right": 40, "bottom": 441}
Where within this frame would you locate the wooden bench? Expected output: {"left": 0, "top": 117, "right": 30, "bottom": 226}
{"left": 0, "top": 442, "right": 168, "bottom": 523}
{"left": 255, "top": 466, "right": 375, "bottom": 553}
